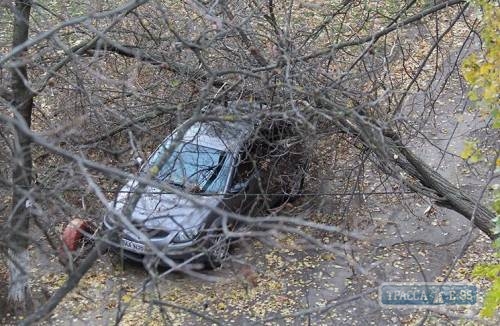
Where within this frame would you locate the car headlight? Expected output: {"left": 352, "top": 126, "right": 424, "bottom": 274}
{"left": 172, "top": 227, "right": 199, "bottom": 243}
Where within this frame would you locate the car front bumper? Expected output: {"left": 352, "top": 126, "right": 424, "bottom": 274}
{"left": 103, "top": 218, "right": 207, "bottom": 266}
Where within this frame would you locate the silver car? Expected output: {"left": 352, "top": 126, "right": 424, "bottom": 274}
{"left": 103, "top": 113, "right": 307, "bottom": 267}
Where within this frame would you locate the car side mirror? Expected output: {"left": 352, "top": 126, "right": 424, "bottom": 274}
{"left": 229, "top": 180, "right": 248, "bottom": 193}
{"left": 229, "top": 169, "right": 260, "bottom": 193}
{"left": 134, "top": 157, "right": 144, "bottom": 172}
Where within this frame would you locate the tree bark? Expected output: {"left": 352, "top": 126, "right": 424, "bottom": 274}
{"left": 8, "top": 0, "right": 34, "bottom": 315}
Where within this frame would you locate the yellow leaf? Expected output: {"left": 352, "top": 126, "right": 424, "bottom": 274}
{"left": 149, "top": 165, "right": 159, "bottom": 175}
{"left": 483, "top": 83, "right": 497, "bottom": 102}
{"left": 468, "top": 90, "right": 479, "bottom": 101}
{"left": 122, "top": 294, "right": 133, "bottom": 303}
{"left": 223, "top": 114, "right": 236, "bottom": 122}
{"left": 460, "top": 140, "right": 483, "bottom": 163}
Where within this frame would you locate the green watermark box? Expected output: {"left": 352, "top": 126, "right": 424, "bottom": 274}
{"left": 379, "top": 283, "right": 477, "bottom": 307}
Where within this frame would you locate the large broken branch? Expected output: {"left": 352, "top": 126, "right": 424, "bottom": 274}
{"left": 318, "top": 98, "right": 496, "bottom": 240}
{"left": 395, "top": 140, "right": 496, "bottom": 239}
{"left": 82, "top": 40, "right": 207, "bottom": 80}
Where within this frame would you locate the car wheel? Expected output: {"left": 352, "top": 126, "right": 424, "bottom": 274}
{"left": 204, "top": 218, "right": 231, "bottom": 268}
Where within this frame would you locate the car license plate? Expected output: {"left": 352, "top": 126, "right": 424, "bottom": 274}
{"left": 121, "top": 238, "right": 146, "bottom": 254}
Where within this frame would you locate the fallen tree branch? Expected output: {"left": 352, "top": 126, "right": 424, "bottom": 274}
{"left": 317, "top": 97, "right": 496, "bottom": 240}
{"left": 252, "top": 0, "right": 467, "bottom": 72}
{"left": 77, "top": 104, "right": 181, "bottom": 145}
{"left": 395, "top": 139, "right": 496, "bottom": 239}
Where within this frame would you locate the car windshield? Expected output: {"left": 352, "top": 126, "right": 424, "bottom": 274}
{"left": 146, "top": 142, "right": 229, "bottom": 193}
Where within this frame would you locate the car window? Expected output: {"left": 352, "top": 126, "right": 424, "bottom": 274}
{"left": 146, "top": 142, "right": 230, "bottom": 193}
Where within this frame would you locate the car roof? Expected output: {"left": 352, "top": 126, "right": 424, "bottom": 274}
{"left": 178, "top": 120, "right": 254, "bottom": 153}
{"left": 172, "top": 101, "right": 270, "bottom": 152}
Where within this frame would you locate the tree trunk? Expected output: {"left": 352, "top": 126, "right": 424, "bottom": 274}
{"left": 318, "top": 97, "right": 497, "bottom": 240}
{"left": 8, "top": 0, "right": 34, "bottom": 315}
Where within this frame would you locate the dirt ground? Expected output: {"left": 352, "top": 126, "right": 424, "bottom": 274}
{"left": 7, "top": 194, "right": 497, "bottom": 325}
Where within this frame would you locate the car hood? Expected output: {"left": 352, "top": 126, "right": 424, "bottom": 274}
{"left": 115, "top": 180, "right": 222, "bottom": 231}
